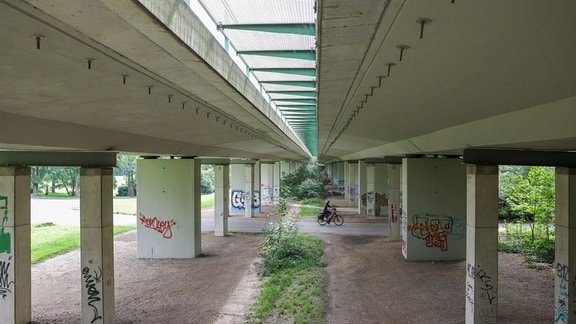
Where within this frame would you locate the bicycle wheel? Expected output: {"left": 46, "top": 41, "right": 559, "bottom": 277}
{"left": 318, "top": 217, "right": 327, "bottom": 226}
{"left": 333, "top": 214, "right": 344, "bottom": 226}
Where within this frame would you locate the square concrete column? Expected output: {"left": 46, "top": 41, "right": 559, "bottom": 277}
{"left": 554, "top": 167, "right": 576, "bottom": 323}
{"left": 244, "top": 164, "right": 254, "bottom": 218}
{"left": 0, "top": 166, "right": 31, "bottom": 324}
{"left": 402, "top": 157, "right": 466, "bottom": 260}
{"left": 137, "top": 159, "right": 201, "bottom": 258}
{"left": 253, "top": 161, "right": 261, "bottom": 213}
{"left": 388, "top": 164, "right": 401, "bottom": 241}
{"left": 366, "top": 164, "right": 376, "bottom": 218}
{"left": 358, "top": 161, "right": 367, "bottom": 215}
{"left": 214, "top": 164, "right": 229, "bottom": 237}
{"left": 266, "top": 163, "right": 274, "bottom": 204}
{"left": 465, "top": 165, "right": 498, "bottom": 324}
{"left": 80, "top": 167, "right": 114, "bottom": 324}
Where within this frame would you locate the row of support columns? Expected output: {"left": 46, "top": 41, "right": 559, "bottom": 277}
{"left": 325, "top": 154, "right": 576, "bottom": 323}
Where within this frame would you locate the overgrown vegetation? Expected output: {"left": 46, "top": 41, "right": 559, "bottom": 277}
{"left": 498, "top": 165, "right": 556, "bottom": 264}
{"left": 248, "top": 200, "right": 326, "bottom": 323}
{"left": 280, "top": 163, "right": 328, "bottom": 200}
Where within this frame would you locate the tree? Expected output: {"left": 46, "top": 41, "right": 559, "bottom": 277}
{"left": 31, "top": 166, "right": 48, "bottom": 195}
{"left": 201, "top": 165, "right": 215, "bottom": 194}
{"left": 45, "top": 167, "right": 80, "bottom": 196}
{"left": 500, "top": 165, "right": 555, "bottom": 241}
{"left": 116, "top": 154, "right": 138, "bottom": 196}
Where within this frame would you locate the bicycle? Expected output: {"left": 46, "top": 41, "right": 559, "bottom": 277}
{"left": 317, "top": 207, "right": 344, "bottom": 226}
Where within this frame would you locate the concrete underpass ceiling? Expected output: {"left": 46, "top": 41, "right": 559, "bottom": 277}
{"left": 1, "top": 0, "right": 576, "bottom": 164}
{"left": 0, "top": 0, "right": 311, "bottom": 161}
{"left": 317, "top": 0, "right": 576, "bottom": 162}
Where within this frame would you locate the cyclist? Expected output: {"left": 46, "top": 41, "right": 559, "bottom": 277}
{"left": 322, "top": 200, "right": 336, "bottom": 223}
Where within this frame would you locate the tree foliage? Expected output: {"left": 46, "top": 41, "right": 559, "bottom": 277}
{"left": 280, "top": 163, "right": 327, "bottom": 200}
{"left": 499, "top": 165, "right": 555, "bottom": 241}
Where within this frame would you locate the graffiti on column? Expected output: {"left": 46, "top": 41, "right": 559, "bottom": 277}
{"left": 555, "top": 262, "right": 569, "bottom": 323}
{"left": 337, "top": 179, "right": 344, "bottom": 190}
{"left": 366, "top": 192, "right": 375, "bottom": 215}
{"left": 407, "top": 214, "right": 458, "bottom": 252}
{"left": 231, "top": 189, "right": 260, "bottom": 212}
{"left": 273, "top": 185, "right": 280, "bottom": 199}
{"left": 83, "top": 265, "right": 103, "bottom": 323}
{"left": 466, "top": 262, "right": 497, "bottom": 323}
{"left": 0, "top": 196, "right": 10, "bottom": 254}
{"left": 139, "top": 213, "right": 176, "bottom": 239}
{"left": 260, "top": 184, "right": 270, "bottom": 202}
{"left": 361, "top": 192, "right": 388, "bottom": 216}
{"left": 0, "top": 255, "right": 14, "bottom": 299}
{"left": 390, "top": 203, "right": 398, "bottom": 223}
{"left": 0, "top": 196, "right": 14, "bottom": 300}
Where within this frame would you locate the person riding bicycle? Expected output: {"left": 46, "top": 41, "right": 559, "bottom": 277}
{"left": 322, "top": 200, "right": 336, "bottom": 223}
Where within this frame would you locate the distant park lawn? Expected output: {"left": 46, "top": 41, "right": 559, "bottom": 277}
{"left": 30, "top": 193, "right": 215, "bottom": 264}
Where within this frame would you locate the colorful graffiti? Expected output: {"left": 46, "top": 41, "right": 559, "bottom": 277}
{"left": 555, "top": 262, "right": 569, "bottom": 323}
{"left": 361, "top": 192, "right": 388, "bottom": 216}
{"left": 83, "top": 265, "right": 103, "bottom": 323}
{"left": 0, "top": 196, "right": 10, "bottom": 254}
{"left": 139, "top": 213, "right": 176, "bottom": 239}
{"left": 407, "top": 214, "right": 455, "bottom": 252}
{"left": 466, "top": 262, "right": 497, "bottom": 323}
{"left": 231, "top": 189, "right": 261, "bottom": 212}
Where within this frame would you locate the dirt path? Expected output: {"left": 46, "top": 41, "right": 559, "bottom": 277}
{"left": 29, "top": 204, "right": 555, "bottom": 323}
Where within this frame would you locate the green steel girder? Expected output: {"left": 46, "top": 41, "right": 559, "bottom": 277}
{"left": 251, "top": 68, "right": 316, "bottom": 76}
{"left": 267, "top": 90, "right": 316, "bottom": 97}
{"left": 219, "top": 23, "right": 315, "bottom": 36}
{"left": 261, "top": 80, "right": 316, "bottom": 88}
{"left": 277, "top": 105, "right": 317, "bottom": 109}
{"left": 273, "top": 98, "right": 317, "bottom": 104}
{"left": 237, "top": 50, "right": 315, "bottom": 60}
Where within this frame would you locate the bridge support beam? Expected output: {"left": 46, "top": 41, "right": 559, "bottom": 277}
{"left": 554, "top": 167, "right": 576, "bottom": 323}
{"left": 137, "top": 158, "right": 201, "bottom": 258}
{"left": 0, "top": 166, "right": 31, "bottom": 324}
{"left": 401, "top": 157, "right": 466, "bottom": 261}
{"left": 464, "top": 164, "right": 498, "bottom": 323}
{"left": 388, "top": 164, "right": 401, "bottom": 241}
{"left": 80, "top": 167, "right": 115, "bottom": 324}
{"left": 214, "top": 164, "right": 230, "bottom": 237}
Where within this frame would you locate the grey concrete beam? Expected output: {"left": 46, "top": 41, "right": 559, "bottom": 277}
{"left": 463, "top": 148, "right": 576, "bottom": 167}
{"left": 0, "top": 151, "right": 117, "bottom": 167}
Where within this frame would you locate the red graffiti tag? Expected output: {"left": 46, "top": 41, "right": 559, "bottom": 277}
{"left": 139, "top": 213, "right": 176, "bottom": 239}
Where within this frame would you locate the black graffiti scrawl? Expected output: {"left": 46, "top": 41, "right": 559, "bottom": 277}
{"left": 0, "top": 255, "right": 14, "bottom": 299}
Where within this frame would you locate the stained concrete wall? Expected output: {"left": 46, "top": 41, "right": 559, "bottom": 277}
{"left": 401, "top": 158, "right": 466, "bottom": 261}
{"left": 137, "top": 159, "right": 201, "bottom": 258}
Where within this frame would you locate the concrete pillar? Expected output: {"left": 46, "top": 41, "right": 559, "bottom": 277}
{"left": 366, "top": 164, "right": 376, "bottom": 218}
{"left": 554, "top": 167, "right": 576, "bottom": 323}
{"left": 401, "top": 157, "right": 466, "bottom": 261}
{"left": 137, "top": 158, "right": 201, "bottom": 258}
{"left": 0, "top": 166, "right": 31, "bottom": 324}
{"left": 244, "top": 164, "right": 254, "bottom": 218}
{"left": 253, "top": 161, "right": 261, "bottom": 213}
{"left": 375, "top": 163, "right": 389, "bottom": 217}
{"left": 80, "top": 167, "right": 115, "bottom": 324}
{"left": 358, "top": 161, "right": 367, "bottom": 214}
{"left": 214, "top": 164, "right": 229, "bottom": 237}
{"left": 465, "top": 165, "right": 498, "bottom": 324}
{"left": 388, "top": 164, "right": 401, "bottom": 241}
{"left": 274, "top": 162, "right": 280, "bottom": 202}
{"left": 267, "top": 163, "right": 274, "bottom": 204}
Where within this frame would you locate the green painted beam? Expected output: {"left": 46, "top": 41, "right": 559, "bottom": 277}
{"left": 261, "top": 81, "right": 316, "bottom": 88}
{"left": 251, "top": 68, "right": 316, "bottom": 76}
{"left": 267, "top": 91, "right": 316, "bottom": 97}
{"left": 277, "top": 105, "right": 317, "bottom": 109}
{"left": 219, "top": 23, "right": 315, "bottom": 36}
{"left": 273, "top": 98, "right": 317, "bottom": 104}
{"left": 236, "top": 50, "right": 315, "bottom": 60}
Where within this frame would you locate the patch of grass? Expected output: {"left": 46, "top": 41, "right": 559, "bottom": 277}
{"left": 113, "top": 198, "right": 136, "bottom": 214}
{"left": 31, "top": 224, "right": 135, "bottom": 264}
{"left": 32, "top": 192, "right": 76, "bottom": 199}
{"left": 248, "top": 200, "right": 326, "bottom": 323}
{"left": 201, "top": 193, "right": 215, "bottom": 208}
{"left": 498, "top": 237, "right": 555, "bottom": 264}
{"left": 299, "top": 206, "right": 319, "bottom": 217}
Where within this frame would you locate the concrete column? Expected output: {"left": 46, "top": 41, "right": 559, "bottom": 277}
{"left": 358, "top": 161, "right": 367, "bottom": 214}
{"left": 388, "top": 164, "right": 401, "bottom": 241}
{"left": 344, "top": 162, "right": 351, "bottom": 202}
{"left": 267, "top": 163, "right": 274, "bottom": 204}
{"left": 554, "top": 167, "right": 576, "bottom": 323}
{"left": 253, "top": 161, "right": 261, "bottom": 213}
{"left": 80, "top": 167, "right": 114, "bottom": 324}
{"left": 214, "top": 164, "right": 229, "bottom": 237}
{"left": 137, "top": 158, "right": 201, "bottom": 258}
{"left": 375, "top": 163, "right": 389, "bottom": 217}
{"left": 0, "top": 166, "right": 31, "bottom": 324}
{"left": 274, "top": 162, "right": 280, "bottom": 202}
{"left": 465, "top": 165, "right": 498, "bottom": 324}
{"left": 401, "top": 157, "right": 466, "bottom": 261}
{"left": 366, "top": 164, "right": 376, "bottom": 218}
{"left": 244, "top": 164, "right": 254, "bottom": 218}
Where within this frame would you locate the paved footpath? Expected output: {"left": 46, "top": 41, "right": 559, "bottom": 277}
{"left": 31, "top": 198, "right": 389, "bottom": 236}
